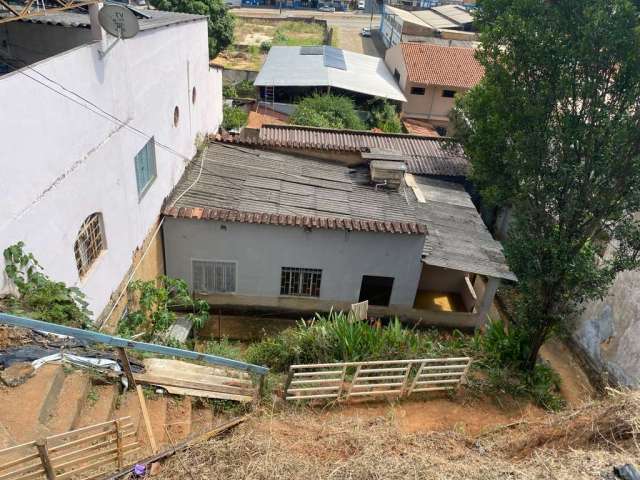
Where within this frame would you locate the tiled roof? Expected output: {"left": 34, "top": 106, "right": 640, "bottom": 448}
{"left": 163, "top": 143, "right": 427, "bottom": 235}
{"left": 400, "top": 43, "right": 484, "bottom": 89}
{"left": 402, "top": 118, "right": 440, "bottom": 137}
{"left": 230, "top": 125, "right": 469, "bottom": 177}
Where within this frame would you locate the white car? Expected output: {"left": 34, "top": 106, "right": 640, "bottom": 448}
{"left": 357, "top": 0, "right": 365, "bottom": 9}
{"left": 360, "top": 27, "right": 371, "bottom": 37}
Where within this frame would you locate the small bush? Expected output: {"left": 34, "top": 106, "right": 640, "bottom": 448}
{"left": 235, "top": 80, "right": 256, "bottom": 98}
{"left": 2, "top": 242, "right": 92, "bottom": 328}
{"left": 290, "top": 94, "right": 366, "bottom": 130}
{"left": 202, "top": 337, "right": 244, "bottom": 360}
{"left": 368, "top": 99, "right": 403, "bottom": 133}
{"left": 260, "top": 40, "right": 272, "bottom": 52}
{"left": 222, "top": 105, "right": 248, "bottom": 130}
{"left": 222, "top": 83, "right": 237, "bottom": 98}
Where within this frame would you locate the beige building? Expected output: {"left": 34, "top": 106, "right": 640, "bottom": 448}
{"left": 385, "top": 42, "right": 483, "bottom": 135}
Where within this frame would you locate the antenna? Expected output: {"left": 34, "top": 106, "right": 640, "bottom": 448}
{"left": 97, "top": 4, "right": 140, "bottom": 57}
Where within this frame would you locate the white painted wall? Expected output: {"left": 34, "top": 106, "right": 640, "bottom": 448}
{"left": 0, "top": 18, "right": 223, "bottom": 320}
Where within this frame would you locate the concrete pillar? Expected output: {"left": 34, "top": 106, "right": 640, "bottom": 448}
{"left": 475, "top": 276, "right": 500, "bottom": 327}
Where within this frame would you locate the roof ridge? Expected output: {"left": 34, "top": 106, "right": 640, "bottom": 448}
{"left": 260, "top": 123, "right": 452, "bottom": 141}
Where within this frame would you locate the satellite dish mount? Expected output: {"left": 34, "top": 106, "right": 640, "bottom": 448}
{"left": 97, "top": 4, "right": 140, "bottom": 58}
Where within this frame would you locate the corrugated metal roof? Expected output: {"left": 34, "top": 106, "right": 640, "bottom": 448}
{"left": 430, "top": 5, "right": 473, "bottom": 25}
{"left": 254, "top": 46, "right": 406, "bottom": 102}
{"left": 230, "top": 125, "right": 469, "bottom": 177}
{"left": 17, "top": 9, "right": 204, "bottom": 31}
{"left": 411, "top": 9, "right": 459, "bottom": 29}
{"left": 164, "top": 143, "right": 427, "bottom": 235}
{"left": 412, "top": 176, "right": 516, "bottom": 281}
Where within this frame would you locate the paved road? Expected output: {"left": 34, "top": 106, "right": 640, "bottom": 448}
{"left": 232, "top": 7, "right": 383, "bottom": 56}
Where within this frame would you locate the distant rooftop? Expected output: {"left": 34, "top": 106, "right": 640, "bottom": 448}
{"left": 230, "top": 124, "right": 469, "bottom": 177}
{"left": 385, "top": 4, "right": 473, "bottom": 31}
{"left": 10, "top": 8, "right": 204, "bottom": 31}
{"left": 164, "top": 142, "right": 427, "bottom": 235}
{"left": 254, "top": 46, "right": 406, "bottom": 103}
{"left": 400, "top": 42, "right": 483, "bottom": 89}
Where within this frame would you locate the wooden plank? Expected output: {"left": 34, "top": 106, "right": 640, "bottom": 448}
{"left": 0, "top": 452, "right": 39, "bottom": 471}
{"left": 115, "top": 420, "right": 123, "bottom": 469}
{"left": 136, "top": 385, "right": 158, "bottom": 454}
{"left": 290, "top": 378, "right": 343, "bottom": 385}
{"left": 55, "top": 445, "right": 140, "bottom": 480}
{"left": 351, "top": 382, "right": 405, "bottom": 389}
{"left": 49, "top": 433, "right": 135, "bottom": 464}
{"left": 0, "top": 461, "right": 44, "bottom": 480}
{"left": 357, "top": 368, "right": 407, "bottom": 373}
{"left": 47, "top": 418, "right": 131, "bottom": 443}
{"left": 134, "top": 373, "right": 254, "bottom": 397}
{"left": 355, "top": 375, "right": 406, "bottom": 381}
{"left": 413, "top": 379, "right": 461, "bottom": 385}
{"left": 143, "top": 358, "right": 252, "bottom": 381}
{"left": 117, "top": 348, "right": 137, "bottom": 388}
{"left": 48, "top": 424, "right": 133, "bottom": 454}
{"left": 285, "top": 393, "right": 340, "bottom": 400}
{"left": 12, "top": 470, "right": 46, "bottom": 480}
{"left": 292, "top": 370, "right": 343, "bottom": 377}
{"left": 348, "top": 389, "right": 404, "bottom": 397}
{"left": 162, "top": 385, "right": 253, "bottom": 402}
{"left": 35, "top": 440, "right": 55, "bottom": 480}
{"left": 0, "top": 440, "right": 37, "bottom": 456}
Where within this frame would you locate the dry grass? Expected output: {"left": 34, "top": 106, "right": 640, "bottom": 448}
{"left": 156, "top": 390, "right": 639, "bottom": 480}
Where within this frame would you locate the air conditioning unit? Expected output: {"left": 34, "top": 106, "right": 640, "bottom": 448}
{"left": 369, "top": 160, "right": 406, "bottom": 190}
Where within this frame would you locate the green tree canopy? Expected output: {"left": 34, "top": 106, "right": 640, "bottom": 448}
{"left": 290, "top": 93, "right": 366, "bottom": 130}
{"left": 368, "top": 98, "right": 403, "bottom": 133}
{"left": 453, "top": 0, "right": 640, "bottom": 370}
{"left": 149, "top": 0, "right": 235, "bottom": 58}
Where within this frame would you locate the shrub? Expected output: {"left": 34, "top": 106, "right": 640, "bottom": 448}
{"left": 290, "top": 94, "right": 366, "bottom": 130}
{"left": 2, "top": 242, "right": 92, "bottom": 328}
{"left": 235, "top": 80, "right": 256, "bottom": 98}
{"left": 222, "top": 83, "right": 237, "bottom": 98}
{"left": 260, "top": 40, "right": 272, "bottom": 52}
{"left": 368, "top": 99, "right": 402, "bottom": 133}
{"left": 245, "top": 310, "right": 476, "bottom": 372}
{"left": 222, "top": 105, "right": 248, "bottom": 130}
{"left": 202, "top": 337, "right": 244, "bottom": 360}
{"left": 118, "top": 276, "right": 209, "bottom": 341}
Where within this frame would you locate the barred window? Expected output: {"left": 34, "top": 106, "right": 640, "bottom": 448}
{"left": 280, "top": 267, "right": 322, "bottom": 297}
{"left": 74, "top": 213, "right": 106, "bottom": 276}
{"left": 192, "top": 260, "right": 236, "bottom": 293}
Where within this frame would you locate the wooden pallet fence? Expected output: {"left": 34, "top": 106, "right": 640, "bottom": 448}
{"left": 284, "top": 357, "right": 472, "bottom": 402}
{"left": 0, "top": 417, "right": 140, "bottom": 480}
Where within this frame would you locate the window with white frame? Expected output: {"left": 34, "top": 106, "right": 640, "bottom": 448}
{"left": 192, "top": 260, "right": 236, "bottom": 293}
{"left": 74, "top": 212, "right": 106, "bottom": 277}
{"left": 280, "top": 267, "right": 322, "bottom": 297}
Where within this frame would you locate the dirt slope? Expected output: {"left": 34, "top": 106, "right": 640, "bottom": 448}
{"left": 156, "top": 391, "right": 639, "bottom": 480}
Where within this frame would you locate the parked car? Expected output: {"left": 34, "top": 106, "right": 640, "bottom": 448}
{"left": 357, "top": 0, "right": 365, "bottom": 9}
{"left": 318, "top": 4, "right": 336, "bottom": 11}
{"left": 360, "top": 27, "right": 371, "bottom": 37}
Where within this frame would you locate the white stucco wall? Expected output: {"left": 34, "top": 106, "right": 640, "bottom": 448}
{"left": 163, "top": 218, "right": 425, "bottom": 308}
{"left": 0, "top": 18, "right": 223, "bottom": 319}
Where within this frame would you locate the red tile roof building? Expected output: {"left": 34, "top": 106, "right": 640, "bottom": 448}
{"left": 399, "top": 43, "right": 484, "bottom": 89}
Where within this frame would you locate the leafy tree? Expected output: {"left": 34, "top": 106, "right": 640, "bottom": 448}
{"left": 368, "top": 98, "right": 402, "bottom": 133}
{"left": 222, "top": 105, "right": 248, "bottom": 130}
{"left": 290, "top": 93, "right": 366, "bottom": 130}
{"left": 149, "top": 0, "right": 235, "bottom": 58}
{"left": 453, "top": 0, "right": 640, "bottom": 370}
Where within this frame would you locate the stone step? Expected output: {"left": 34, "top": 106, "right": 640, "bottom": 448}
{"left": 0, "top": 364, "right": 65, "bottom": 443}
{"left": 73, "top": 383, "right": 119, "bottom": 429}
{"left": 44, "top": 369, "right": 91, "bottom": 435}
{"left": 165, "top": 396, "right": 192, "bottom": 444}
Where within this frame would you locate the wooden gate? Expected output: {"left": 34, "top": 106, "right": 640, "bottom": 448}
{"left": 283, "top": 357, "right": 472, "bottom": 402}
{"left": 0, "top": 417, "right": 140, "bottom": 480}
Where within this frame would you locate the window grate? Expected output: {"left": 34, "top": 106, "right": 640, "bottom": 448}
{"left": 193, "top": 260, "right": 236, "bottom": 293}
{"left": 74, "top": 213, "right": 105, "bottom": 277}
{"left": 280, "top": 267, "right": 322, "bottom": 297}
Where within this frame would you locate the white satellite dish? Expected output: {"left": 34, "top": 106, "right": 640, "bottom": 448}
{"left": 98, "top": 4, "right": 140, "bottom": 39}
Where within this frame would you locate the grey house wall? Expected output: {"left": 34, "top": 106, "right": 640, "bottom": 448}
{"left": 163, "top": 218, "right": 425, "bottom": 308}
{"left": 573, "top": 269, "right": 640, "bottom": 388}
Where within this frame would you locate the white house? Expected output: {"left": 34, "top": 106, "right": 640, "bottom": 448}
{"left": 0, "top": 7, "right": 223, "bottom": 324}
